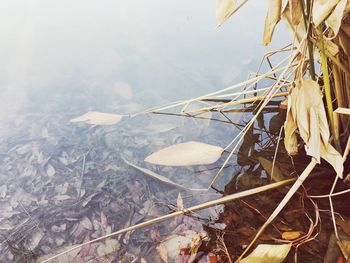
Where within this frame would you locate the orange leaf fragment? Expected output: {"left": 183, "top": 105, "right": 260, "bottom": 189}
{"left": 282, "top": 231, "right": 301, "bottom": 240}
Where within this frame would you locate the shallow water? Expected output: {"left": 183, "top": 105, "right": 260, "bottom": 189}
{"left": 0, "top": 1, "right": 294, "bottom": 262}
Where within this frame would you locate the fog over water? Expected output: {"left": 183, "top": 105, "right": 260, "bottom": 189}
{"left": 0, "top": 0, "right": 288, "bottom": 119}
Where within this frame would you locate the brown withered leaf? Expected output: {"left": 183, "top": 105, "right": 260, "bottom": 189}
{"left": 215, "top": 0, "right": 236, "bottom": 26}
{"left": 337, "top": 240, "right": 350, "bottom": 259}
{"left": 336, "top": 218, "right": 350, "bottom": 237}
{"left": 263, "top": 0, "right": 282, "bottom": 45}
{"left": 290, "top": 0, "right": 303, "bottom": 25}
{"left": 312, "top": 0, "right": 340, "bottom": 27}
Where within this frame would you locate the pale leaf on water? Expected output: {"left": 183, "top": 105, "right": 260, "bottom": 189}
{"left": 144, "top": 141, "right": 223, "bottom": 166}
{"left": 177, "top": 193, "right": 184, "bottom": 210}
{"left": 70, "top": 111, "right": 122, "bottom": 125}
{"left": 326, "top": 0, "right": 347, "bottom": 36}
{"left": 215, "top": 0, "right": 236, "bottom": 26}
{"left": 240, "top": 243, "right": 292, "bottom": 263}
{"left": 263, "top": 0, "right": 282, "bottom": 45}
{"left": 312, "top": 0, "right": 340, "bottom": 27}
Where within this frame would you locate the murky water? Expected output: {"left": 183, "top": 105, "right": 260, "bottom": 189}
{"left": 0, "top": 1, "right": 298, "bottom": 262}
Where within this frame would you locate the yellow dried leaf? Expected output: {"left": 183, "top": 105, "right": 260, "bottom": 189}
{"left": 144, "top": 141, "right": 223, "bottom": 166}
{"left": 282, "top": 3, "right": 306, "bottom": 45}
{"left": 337, "top": 240, "right": 350, "bottom": 259}
{"left": 326, "top": 0, "right": 347, "bottom": 36}
{"left": 216, "top": 0, "right": 236, "bottom": 26}
{"left": 240, "top": 243, "right": 292, "bottom": 263}
{"left": 284, "top": 79, "right": 343, "bottom": 178}
{"left": 282, "top": 231, "right": 301, "bottom": 240}
{"left": 312, "top": 0, "right": 340, "bottom": 27}
{"left": 263, "top": 0, "right": 282, "bottom": 45}
{"left": 284, "top": 87, "right": 298, "bottom": 155}
{"left": 290, "top": 0, "right": 303, "bottom": 25}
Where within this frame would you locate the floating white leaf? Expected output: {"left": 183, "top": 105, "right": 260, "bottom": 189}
{"left": 312, "top": 0, "right": 340, "bottom": 27}
{"left": 145, "top": 141, "right": 223, "bottom": 166}
{"left": 240, "top": 243, "right": 292, "bottom": 263}
{"left": 70, "top": 111, "right": 122, "bottom": 125}
{"left": 216, "top": 0, "right": 236, "bottom": 26}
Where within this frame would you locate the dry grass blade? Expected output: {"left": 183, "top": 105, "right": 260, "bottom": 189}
{"left": 263, "top": 0, "right": 282, "bottom": 45}
{"left": 39, "top": 179, "right": 296, "bottom": 263}
{"left": 123, "top": 158, "right": 207, "bottom": 192}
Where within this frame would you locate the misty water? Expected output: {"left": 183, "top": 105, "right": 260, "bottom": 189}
{"left": 0, "top": 1, "right": 290, "bottom": 262}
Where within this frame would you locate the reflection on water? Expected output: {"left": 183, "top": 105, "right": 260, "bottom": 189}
{"left": 0, "top": 1, "right": 293, "bottom": 262}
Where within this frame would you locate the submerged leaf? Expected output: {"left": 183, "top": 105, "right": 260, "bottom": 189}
{"left": 257, "top": 157, "right": 284, "bottom": 181}
{"left": 240, "top": 243, "right": 292, "bottom": 263}
{"left": 177, "top": 193, "right": 184, "bottom": 210}
{"left": 70, "top": 111, "right": 122, "bottom": 125}
{"left": 216, "top": 0, "right": 236, "bottom": 26}
{"left": 263, "top": 0, "right": 282, "bottom": 45}
{"left": 144, "top": 141, "right": 223, "bottom": 166}
{"left": 312, "top": 0, "right": 340, "bottom": 27}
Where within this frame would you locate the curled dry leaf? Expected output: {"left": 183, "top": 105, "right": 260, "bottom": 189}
{"left": 284, "top": 79, "right": 343, "bottom": 177}
{"left": 70, "top": 111, "right": 122, "bottom": 125}
{"left": 144, "top": 141, "right": 223, "bottom": 166}
{"left": 240, "top": 243, "right": 292, "bottom": 263}
{"left": 281, "top": 231, "right": 302, "bottom": 240}
{"left": 312, "top": 0, "right": 340, "bottom": 27}
{"left": 263, "top": 0, "right": 282, "bottom": 45}
{"left": 326, "top": 0, "right": 348, "bottom": 36}
{"left": 215, "top": 0, "right": 236, "bottom": 26}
